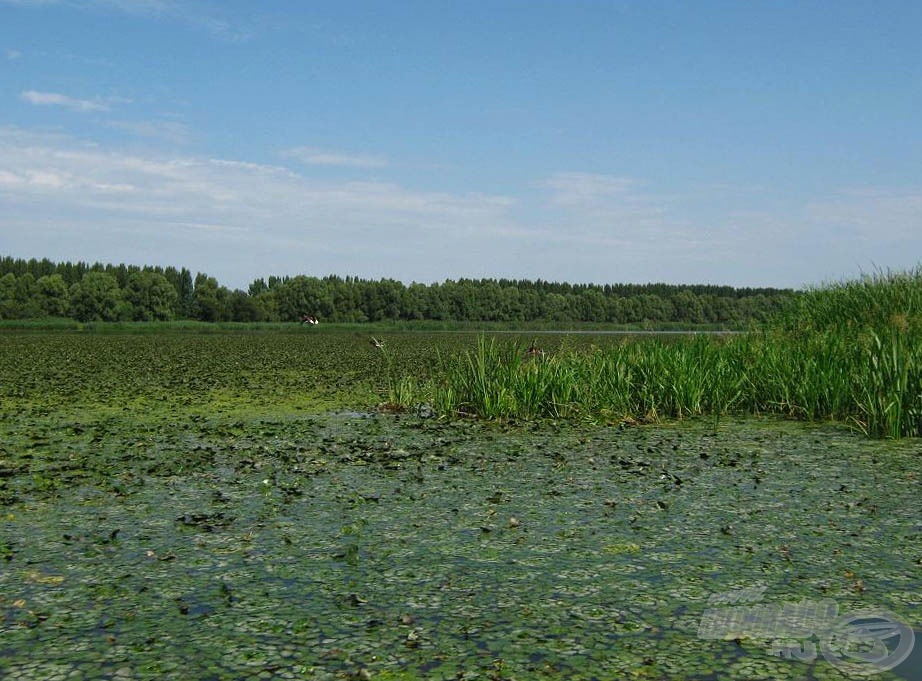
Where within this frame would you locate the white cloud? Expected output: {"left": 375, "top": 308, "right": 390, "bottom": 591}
{"left": 543, "top": 172, "right": 637, "bottom": 206}
{"left": 1, "top": 0, "right": 169, "bottom": 13}
{"left": 19, "top": 90, "right": 126, "bottom": 113}
{"left": 539, "top": 171, "right": 682, "bottom": 243}
{"left": 804, "top": 188, "right": 922, "bottom": 242}
{"left": 1, "top": 127, "right": 920, "bottom": 288}
{"left": 281, "top": 146, "right": 388, "bottom": 169}
{"left": 530, "top": 171, "right": 922, "bottom": 287}
{"left": 0, "top": 0, "right": 251, "bottom": 41}
{"left": 107, "top": 119, "right": 190, "bottom": 144}
{"left": 87, "top": 0, "right": 249, "bottom": 40}
{"left": 91, "top": 0, "right": 170, "bottom": 13}
{"left": 6, "top": 49, "right": 22, "bottom": 60}
{"left": 0, "top": 127, "right": 518, "bottom": 286}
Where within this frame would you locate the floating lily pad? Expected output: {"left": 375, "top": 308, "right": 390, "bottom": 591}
{"left": 0, "top": 332, "right": 918, "bottom": 679}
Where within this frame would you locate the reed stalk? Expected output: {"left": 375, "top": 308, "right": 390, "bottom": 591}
{"left": 394, "top": 267, "right": 922, "bottom": 438}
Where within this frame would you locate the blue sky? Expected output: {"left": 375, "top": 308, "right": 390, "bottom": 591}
{"left": 2, "top": 0, "right": 921, "bottom": 289}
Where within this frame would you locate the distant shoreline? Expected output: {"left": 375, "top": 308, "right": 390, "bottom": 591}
{"left": 0, "top": 319, "right": 746, "bottom": 334}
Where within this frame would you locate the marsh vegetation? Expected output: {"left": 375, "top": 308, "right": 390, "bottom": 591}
{"left": 1, "top": 269, "right": 919, "bottom": 680}
{"left": 393, "top": 269, "right": 922, "bottom": 440}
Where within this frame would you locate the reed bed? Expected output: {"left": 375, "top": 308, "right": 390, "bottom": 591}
{"left": 407, "top": 268, "right": 922, "bottom": 438}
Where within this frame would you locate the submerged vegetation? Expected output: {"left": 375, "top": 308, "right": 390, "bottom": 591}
{"left": 399, "top": 269, "right": 922, "bottom": 439}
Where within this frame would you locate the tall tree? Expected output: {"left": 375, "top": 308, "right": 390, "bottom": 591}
{"left": 14, "top": 273, "right": 40, "bottom": 318}
{"left": 35, "top": 274, "right": 70, "bottom": 317}
{"left": 125, "top": 271, "right": 178, "bottom": 321}
{"left": 193, "top": 273, "right": 222, "bottom": 322}
{"left": 164, "top": 266, "right": 195, "bottom": 318}
{"left": 0, "top": 273, "right": 17, "bottom": 319}
{"left": 70, "top": 272, "right": 122, "bottom": 322}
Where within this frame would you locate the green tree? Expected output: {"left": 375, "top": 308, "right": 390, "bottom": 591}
{"left": 578, "top": 289, "right": 607, "bottom": 322}
{"left": 543, "top": 292, "right": 573, "bottom": 322}
{"left": 400, "top": 283, "right": 427, "bottom": 321}
{"left": 125, "top": 271, "right": 178, "bottom": 321}
{"left": 635, "top": 294, "right": 672, "bottom": 322}
{"left": 228, "top": 289, "right": 263, "bottom": 322}
{"left": 275, "top": 276, "right": 333, "bottom": 321}
{"left": 475, "top": 281, "right": 502, "bottom": 321}
{"left": 0, "top": 273, "right": 17, "bottom": 319}
{"left": 12, "top": 273, "right": 40, "bottom": 317}
{"left": 672, "top": 290, "right": 704, "bottom": 324}
{"left": 619, "top": 297, "right": 641, "bottom": 323}
{"left": 165, "top": 267, "right": 195, "bottom": 318}
{"left": 361, "top": 279, "right": 403, "bottom": 321}
{"left": 248, "top": 278, "right": 268, "bottom": 296}
{"left": 251, "top": 289, "right": 280, "bottom": 321}
{"left": 328, "top": 276, "right": 361, "bottom": 322}
{"left": 35, "top": 274, "right": 70, "bottom": 317}
{"left": 442, "top": 280, "right": 473, "bottom": 320}
{"left": 70, "top": 272, "right": 122, "bottom": 321}
{"left": 423, "top": 283, "right": 449, "bottom": 320}
{"left": 497, "top": 286, "right": 525, "bottom": 322}
{"left": 193, "top": 273, "right": 222, "bottom": 322}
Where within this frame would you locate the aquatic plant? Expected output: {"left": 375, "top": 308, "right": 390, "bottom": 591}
{"left": 1, "top": 310, "right": 918, "bottom": 678}
{"left": 419, "top": 268, "right": 922, "bottom": 438}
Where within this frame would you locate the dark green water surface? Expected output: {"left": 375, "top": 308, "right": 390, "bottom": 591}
{"left": 1, "top": 414, "right": 918, "bottom": 680}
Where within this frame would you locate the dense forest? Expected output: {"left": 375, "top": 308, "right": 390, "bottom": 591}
{"left": 0, "top": 256, "right": 793, "bottom": 326}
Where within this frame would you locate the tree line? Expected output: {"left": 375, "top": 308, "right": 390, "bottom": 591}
{"left": 0, "top": 256, "right": 793, "bottom": 326}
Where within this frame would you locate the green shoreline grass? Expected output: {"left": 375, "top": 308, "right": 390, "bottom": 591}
{"left": 0, "top": 318, "right": 738, "bottom": 333}
{"left": 394, "top": 268, "right": 922, "bottom": 439}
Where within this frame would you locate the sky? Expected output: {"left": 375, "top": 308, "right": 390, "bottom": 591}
{"left": 2, "top": 1, "right": 921, "bottom": 291}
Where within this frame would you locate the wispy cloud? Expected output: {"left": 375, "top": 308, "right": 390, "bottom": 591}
{"left": 2, "top": 126, "right": 919, "bottom": 288}
{"left": 6, "top": 48, "right": 21, "bottom": 60}
{"left": 543, "top": 172, "right": 638, "bottom": 206}
{"left": 537, "top": 171, "right": 922, "bottom": 285}
{"left": 0, "top": 127, "right": 516, "bottom": 286}
{"left": 804, "top": 188, "right": 922, "bottom": 242}
{"left": 19, "top": 89, "right": 129, "bottom": 113}
{"left": 90, "top": 0, "right": 170, "bottom": 12}
{"left": 96, "top": 0, "right": 253, "bottom": 41}
{"left": 2, "top": 0, "right": 169, "bottom": 14}
{"left": 0, "top": 0, "right": 251, "bottom": 41}
{"left": 540, "top": 171, "right": 679, "bottom": 241}
{"left": 281, "top": 146, "right": 388, "bottom": 169}
{"left": 107, "top": 118, "right": 190, "bottom": 144}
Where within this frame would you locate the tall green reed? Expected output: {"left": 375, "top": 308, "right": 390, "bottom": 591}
{"left": 855, "top": 328, "right": 922, "bottom": 438}
{"left": 397, "top": 267, "right": 922, "bottom": 438}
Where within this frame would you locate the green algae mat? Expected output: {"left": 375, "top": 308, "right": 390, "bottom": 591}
{"left": 1, "top": 331, "right": 919, "bottom": 680}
